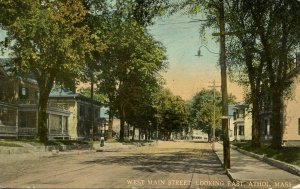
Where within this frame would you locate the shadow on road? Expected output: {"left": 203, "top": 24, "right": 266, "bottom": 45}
{"left": 81, "top": 148, "right": 225, "bottom": 175}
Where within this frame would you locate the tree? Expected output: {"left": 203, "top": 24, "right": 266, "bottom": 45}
{"left": 97, "top": 5, "right": 167, "bottom": 141}
{"left": 187, "top": 89, "right": 236, "bottom": 139}
{"left": 249, "top": 0, "right": 300, "bottom": 149}
{"left": 0, "top": 0, "right": 105, "bottom": 142}
{"left": 156, "top": 89, "right": 188, "bottom": 140}
{"left": 224, "top": 0, "right": 267, "bottom": 147}
{"left": 225, "top": 0, "right": 300, "bottom": 149}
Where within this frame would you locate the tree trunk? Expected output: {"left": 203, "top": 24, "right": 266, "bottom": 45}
{"left": 271, "top": 90, "right": 283, "bottom": 149}
{"left": 38, "top": 94, "right": 48, "bottom": 143}
{"left": 36, "top": 73, "right": 55, "bottom": 143}
{"left": 251, "top": 94, "right": 261, "bottom": 147}
{"left": 138, "top": 128, "right": 141, "bottom": 141}
{"left": 132, "top": 126, "right": 135, "bottom": 141}
{"left": 107, "top": 110, "right": 114, "bottom": 141}
{"left": 119, "top": 117, "right": 125, "bottom": 142}
{"left": 119, "top": 104, "right": 125, "bottom": 142}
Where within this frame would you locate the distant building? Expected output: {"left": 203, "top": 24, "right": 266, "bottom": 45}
{"left": 191, "top": 129, "right": 208, "bottom": 142}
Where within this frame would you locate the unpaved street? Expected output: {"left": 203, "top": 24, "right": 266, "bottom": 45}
{"left": 0, "top": 141, "right": 230, "bottom": 189}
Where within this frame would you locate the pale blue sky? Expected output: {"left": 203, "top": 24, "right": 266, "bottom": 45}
{"left": 149, "top": 13, "right": 243, "bottom": 100}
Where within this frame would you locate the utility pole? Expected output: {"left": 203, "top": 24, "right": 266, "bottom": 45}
{"left": 208, "top": 80, "right": 221, "bottom": 151}
{"left": 212, "top": 0, "right": 230, "bottom": 170}
{"left": 219, "top": 0, "right": 230, "bottom": 170}
{"left": 194, "top": 0, "right": 230, "bottom": 170}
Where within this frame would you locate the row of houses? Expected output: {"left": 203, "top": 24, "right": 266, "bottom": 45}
{"left": 0, "top": 60, "right": 110, "bottom": 140}
{"left": 228, "top": 86, "right": 300, "bottom": 146}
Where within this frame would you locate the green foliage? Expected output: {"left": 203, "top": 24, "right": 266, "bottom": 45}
{"left": 96, "top": 1, "right": 168, "bottom": 141}
{"left": 155, "top": 89, "right": 188, "bottom": 139}
{"left": 114, "top": 0, "right": 171, "bottom": 27}
{"left": 187, "top": 89, "right": 221, "bottom": 135}
{"left": 80, "top": 88, "right": 108, "bottom": 104}
{"left": 187, "top": 89, "right": 236, "bottom": 136}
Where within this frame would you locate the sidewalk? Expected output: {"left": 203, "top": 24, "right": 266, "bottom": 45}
{"left": 214, "top": 142, "right": 300, "bottom": 188}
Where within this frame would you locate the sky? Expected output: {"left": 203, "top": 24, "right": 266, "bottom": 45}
{"left": 149, "top": 13, "right": 244, "bottom": 101}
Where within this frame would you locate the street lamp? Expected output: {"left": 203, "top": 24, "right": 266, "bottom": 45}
{"left": 195, "top": 45, "right": 219, "bottom": 57}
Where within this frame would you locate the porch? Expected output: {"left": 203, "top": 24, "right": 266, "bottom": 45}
{"left": 0, "top": 102, "right": 70, "bottom": 140}
{"left": 0, "top": 102, "right": 18, "bottom": 138}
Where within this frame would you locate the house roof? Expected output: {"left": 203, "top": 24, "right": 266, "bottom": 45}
{"left": 49, "top": 87, "right": 102, "bottom": 106}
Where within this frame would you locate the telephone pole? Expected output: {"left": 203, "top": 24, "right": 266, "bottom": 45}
{"left": 212, "top": 0, "right": 230, "bottom": 170}
{"left": 219, "top": 0, "right": 230, "bottom": 170}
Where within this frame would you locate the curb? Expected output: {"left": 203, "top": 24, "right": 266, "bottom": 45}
{"left": 0, "top": 144, "right": 91, "bottom": 155}
{"left": 212, "top": 147, "right": 236, "bottom": 183}
{"left": 232, "top": 145, "right": 300, "bottom": 177}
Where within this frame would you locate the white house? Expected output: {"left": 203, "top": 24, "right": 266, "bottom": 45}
{"left": 232, "top": 102, "right": 252, "bottom": 141}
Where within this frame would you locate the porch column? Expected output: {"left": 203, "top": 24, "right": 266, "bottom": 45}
{"left": 48, "top": 114, "right": 51, "bottom": 136}
{"left": 237, "top": 125, "right": 240, "bottom": 140}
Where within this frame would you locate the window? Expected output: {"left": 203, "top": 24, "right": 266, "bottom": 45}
{"left": 234, "top": 126, "right": 237, "bottom": 136}
{"left": 239, "top": 126, "right": 244, "bottom": 136}
{"left": 19, "top": 86, "right": 29, "bottom": 99}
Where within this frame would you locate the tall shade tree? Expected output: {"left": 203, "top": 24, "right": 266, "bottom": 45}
{"left": 225, "top": 0, "right": 300, "bottom": 148}
{"left": 225, "top": 0, "right": 267, "bottom": 147}
{"left": 248, "top": 0, "right": 300, "bottom": 149}
{"left": 0, "top": 0, "right": 105, "bottom": 142}
{"left": 96, "top": 0, "right": 168, "bottom": 141}
{"left": 98, "top": 18, "right": 167, "bottom": 141}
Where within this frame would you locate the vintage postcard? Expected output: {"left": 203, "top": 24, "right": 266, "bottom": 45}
{"left": 0, "top": 1, "right": 300, "bottom": 189}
